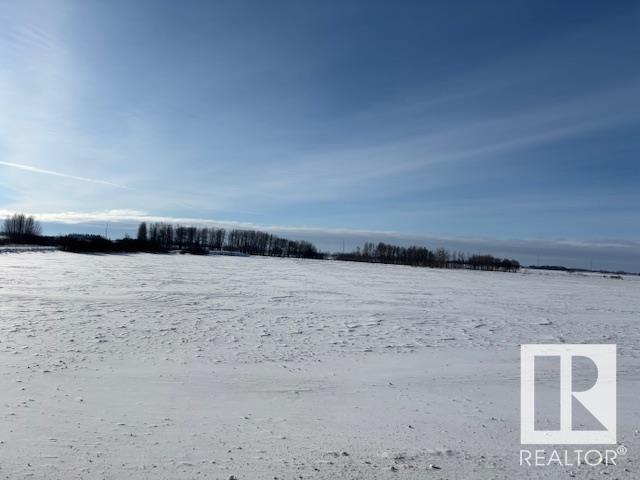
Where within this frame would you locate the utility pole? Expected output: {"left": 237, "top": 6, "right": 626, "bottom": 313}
{"left": 105, "top": 222, "right": 109, "bottom": 239}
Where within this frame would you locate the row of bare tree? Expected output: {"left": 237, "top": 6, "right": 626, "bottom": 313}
{"left": 136, "top": 222, "right": 320, "bottom": 258}
{"left": 336, "top": 242, "right": 520, "bottom": 272}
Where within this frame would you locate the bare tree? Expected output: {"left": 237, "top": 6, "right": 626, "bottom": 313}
{"left": 137, "top": 222, "right": 148, "bottom": 242}
{"left": 3, "top": 214, "right": 42, "bottom": 241}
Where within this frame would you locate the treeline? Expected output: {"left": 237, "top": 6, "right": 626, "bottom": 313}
{"left": 70, "top": 221, "right": 321, "bottom": 258}
{"left": 59, "top": 234, "right": 143, "bottom": 253}
{"left": 226, "top": 229, "right": 317, "bottom": 257}
{"left": 2, "top": 214, "right": 521, "bottom": 273}
{"left": 1, "top": 215, "right": 320, "bottom": 258}
{"left": 335, "top": 242, "right": 520, "bottom": 272}
{"left": 528, "top": 265, "right": 636, "bottom": 276}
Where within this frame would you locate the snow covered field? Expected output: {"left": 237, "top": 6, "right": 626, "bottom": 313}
{"left": 0, "top": 251, "right": 638, "bottom": 479}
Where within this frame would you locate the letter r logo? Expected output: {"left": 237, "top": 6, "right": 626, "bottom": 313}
{"left": 521, "top": 344, "right": 616, "bottom": 444}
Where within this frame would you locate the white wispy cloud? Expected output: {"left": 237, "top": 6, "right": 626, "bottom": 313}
{"left": 0, "top": 208, "right": 400, "bottom": 235}
{"left": 0, "top": 161, "right": 127, "bottom": 189}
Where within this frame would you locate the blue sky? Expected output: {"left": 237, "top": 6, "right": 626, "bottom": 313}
{"left": 0, "top": 1, "right": 639, "bottom": 269}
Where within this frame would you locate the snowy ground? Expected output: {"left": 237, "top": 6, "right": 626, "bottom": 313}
{"left": 0, "top": 251, "right": 638, "bottom": 479}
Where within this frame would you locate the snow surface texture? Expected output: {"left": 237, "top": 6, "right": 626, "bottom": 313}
{"left": 0, "top": 251, "right": 638, "bottom": 479}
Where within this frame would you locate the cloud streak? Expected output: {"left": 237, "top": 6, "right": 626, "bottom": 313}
{"left": 1, "top": 208, "right": 400, "bottom": 235}
{"left": 0, "top": 161, "right": 127, "bottom": 189}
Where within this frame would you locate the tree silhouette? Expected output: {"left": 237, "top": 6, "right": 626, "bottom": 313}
{"left": 137, "top": 222, "right": 147, "bottom": 242}
{"left": 2, "top": 214, "right": 42, "bottom": 242}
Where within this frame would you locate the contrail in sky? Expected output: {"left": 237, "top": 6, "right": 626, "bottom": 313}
{"left": 0, "top": 161, "right": 127, "bottom": 188}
